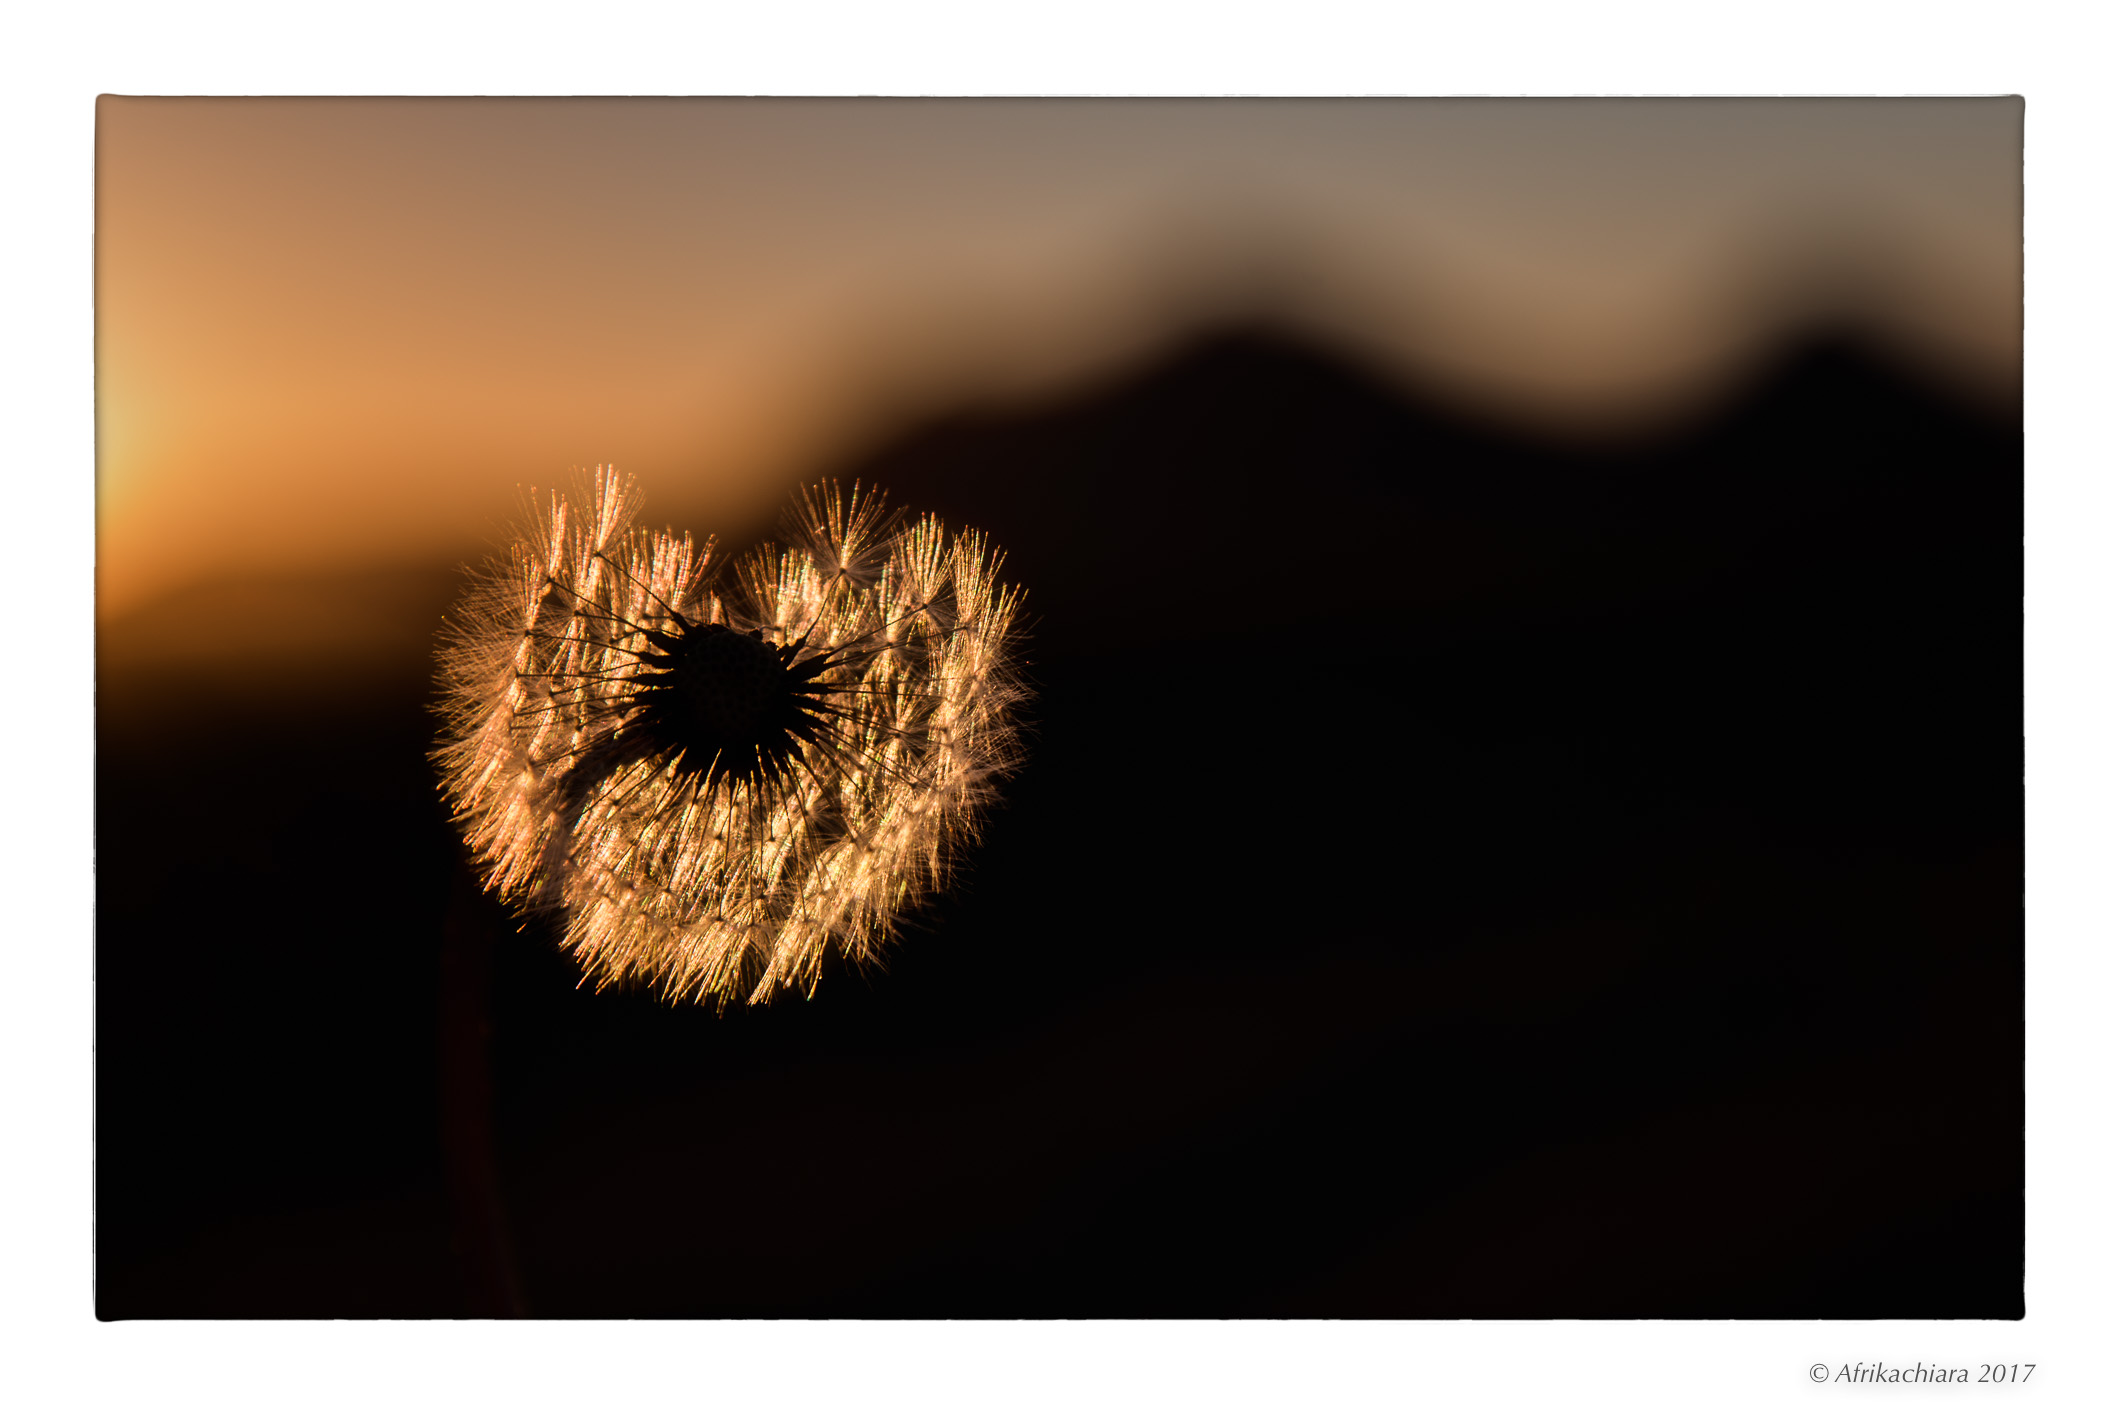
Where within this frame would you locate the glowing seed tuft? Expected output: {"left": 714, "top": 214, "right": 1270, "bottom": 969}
{"left": 433, "top": 468, "right": 1028, "bottom": 1007}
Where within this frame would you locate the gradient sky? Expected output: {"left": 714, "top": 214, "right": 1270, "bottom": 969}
{"left": 96, "top": 98, "right": 2020, "bottom": 619}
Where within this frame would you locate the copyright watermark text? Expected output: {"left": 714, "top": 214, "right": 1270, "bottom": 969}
{"left": 1809, "top": 1362, "right": 2036, "bottom": 1385}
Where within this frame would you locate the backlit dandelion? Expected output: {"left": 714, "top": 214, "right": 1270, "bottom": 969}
{"left": 434, "top": 468, "right": 1028, "bottom": 1007}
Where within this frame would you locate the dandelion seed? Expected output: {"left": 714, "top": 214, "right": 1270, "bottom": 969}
{"left": 434, "top": 468, "right": 1028, "bottom": 1007}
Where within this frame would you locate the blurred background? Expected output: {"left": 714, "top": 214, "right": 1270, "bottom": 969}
{"left": 97, "top": 98, "right": 2022, "bottom": 1316}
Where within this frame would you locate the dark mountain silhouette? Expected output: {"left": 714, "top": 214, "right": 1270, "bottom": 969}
{"left": 855, "top": 326, "right": 2017, "bottom": 837}
{"left": 97, "top": 324, "right": 2021, "bottom": 1317}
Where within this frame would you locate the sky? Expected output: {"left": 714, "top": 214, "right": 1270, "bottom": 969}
{"left": 95, "top": 97, "right": 2021, "bottom": 621}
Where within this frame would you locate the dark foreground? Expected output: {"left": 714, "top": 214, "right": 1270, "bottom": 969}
{"left": 98, "top": 327, "right": 2021, "bottom": 1317}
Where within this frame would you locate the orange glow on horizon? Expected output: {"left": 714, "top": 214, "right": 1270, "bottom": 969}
{"left": 97, "top": 98, "right": 2021, "bottom": 623}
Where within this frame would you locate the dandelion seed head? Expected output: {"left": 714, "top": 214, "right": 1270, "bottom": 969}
{"left": 434, "top": 468, "right": 1028, "bottom": 1008}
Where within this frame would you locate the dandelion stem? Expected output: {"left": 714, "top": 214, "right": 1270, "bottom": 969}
{"left": 438, "top": 856, "right": 530, "bottom": 1317}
